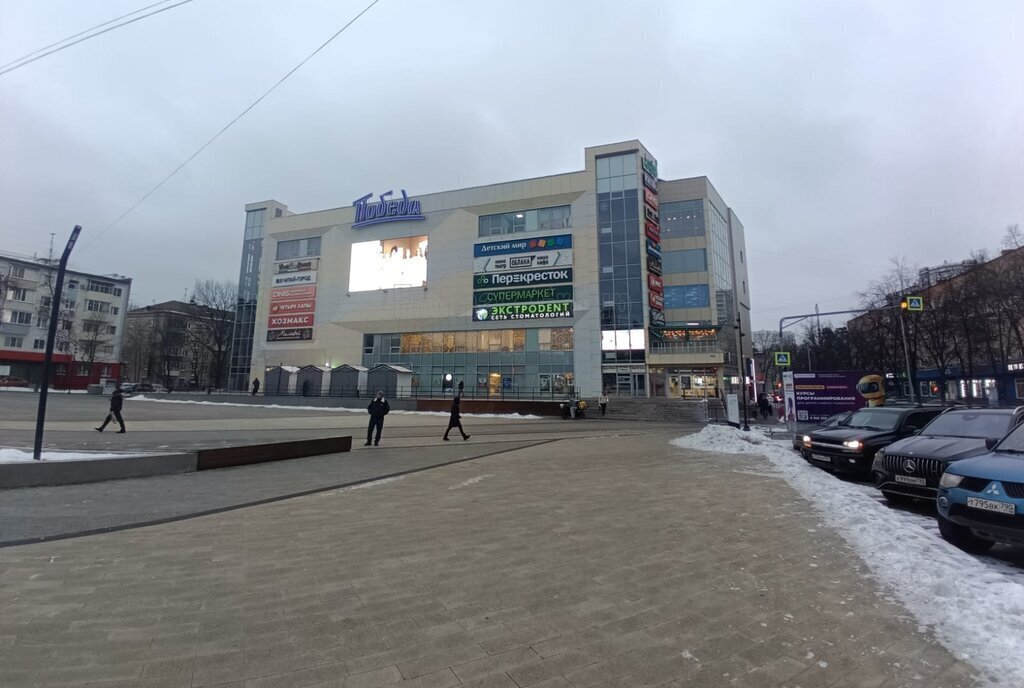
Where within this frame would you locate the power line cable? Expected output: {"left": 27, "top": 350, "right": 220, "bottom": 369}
{"left": 0, "top": 0, "right": 177, "bottom": 71}
{"left": 82, "top": 0, "right": 383, "bottom": 248}
{"left": 0, "top": 0, "right": 197, "bottom": 77}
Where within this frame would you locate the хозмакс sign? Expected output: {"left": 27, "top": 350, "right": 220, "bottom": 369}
{"left": 352, "top": 190, "right": 425, "bottom": 229}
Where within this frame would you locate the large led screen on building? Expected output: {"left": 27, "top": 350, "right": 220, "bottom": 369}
{"left": 349, "top": 235, "right": 428, "bottom": 292}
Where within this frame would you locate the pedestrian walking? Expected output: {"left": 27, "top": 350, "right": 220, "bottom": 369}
{"left": 366, "top": 390, "right": 390, "bottom": 446}
{"left": 95, "top": 386, "right": 126, "bottom": 433}
{"left": 443, "top": 395, "right": 470, "bottom": 441}
{"left": 757, "top": 393, "right": 772, "bottom": 420}
{"left": 599, "top": 391, "right": 609, "bottom": 416}
{"left": 569, "top": 395, "right": 577, "bottom": 420}
{"left": 251, "top": 378, "right": 260, "bottom": 396}
{"left": 457, "top": 379, "right": 464, "bottom": 396}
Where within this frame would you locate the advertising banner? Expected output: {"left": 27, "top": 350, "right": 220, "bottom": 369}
{"left": 267, "top": 328, "right": 313, "bottom": 342}
{"left": 473, "top": 285, "right": 573, "bottom": 306}
{"left": 783, "top": 371, "right": 796, "bottom": 424}
{"left": 275, "top": 258, "right": 319, "bottom": 274}
{"left": 473, "top": 249, "right": 572, "bottom": 273}
{"left": 649, "top": 308, "right": 666, "bottom": 327}
{"left": 646, "top": 239, "right": 661, "bottom": 258}
{"left": 649, "top": 291, "right": 664, "bottom": 309}
{"left": 644, "top": 205, "right": 659, "bottom": 224}
{"left": 268, "top": 313, "right": 314, "bottom": 329}
{"left": 647, "top": 255, "right": 662, "bottom": 276}
{"left": 473, "top": 302, "right": 573, "bottom": 321}
{"left": 645, "top": 221, "right": 661, "bottom": 242}
{"left": 644, "top": 188, "right": 659, "bottom": 210}
{"left": 473, "top": 234, "right": 572, "bottom": 258}
{"left": 271, "top": 285, "right": 316, "bottom": 301}
{"left": 473, "top": 268, "right": 572, "bottom": 289}
{"left": 642, "top": 171, "right": 658, "bottom": 191}
{"left": 269, "top": 299, "right": 316, "bottom": 315}
{"left": 272, "top": 271, "right": 317, "bottom": 287}
{"left": 790, "top": 372, "right": 872, "bottom": 423}
{"left": 647, "top": 274, "right": 663, "bottom": 293}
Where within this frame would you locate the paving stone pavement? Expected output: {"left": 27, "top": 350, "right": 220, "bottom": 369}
{"left": 0, "top": 431, "right": 981, "bottom": 688}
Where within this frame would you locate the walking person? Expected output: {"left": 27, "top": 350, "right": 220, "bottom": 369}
{"left": 251, "top": 378, "right": 260, "bottom": 396}
{"left": 599, "top": 391, "right": 609, "bottom": 416}
{"left": 366, "top": 390, "right": 389, "bottom": 446}
{"left": 95, "top": 386, "right": 126, "bottom": 433}
{"left": 457, "top": 379, "right": 464, "bottom": 397}
{"left": 757, "top": 393, "right": 772, "bottom": 420}
{"left": 443, "top": 395, "right": 470, "bottom": 441}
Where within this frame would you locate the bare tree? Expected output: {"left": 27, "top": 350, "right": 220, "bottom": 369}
{"left": 1003, "top": 224, "right": 1022, "bottom": 250}
{"left": 189, "top": 280, "right": 236, "bottom": 390}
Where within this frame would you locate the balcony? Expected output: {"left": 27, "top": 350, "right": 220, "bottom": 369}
{"left": 0, "top": 322, "right": 31, "bottom": 336}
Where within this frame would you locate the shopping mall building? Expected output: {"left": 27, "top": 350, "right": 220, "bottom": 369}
{"left": 229, "top": 140, "right": 752, "bottom": 399}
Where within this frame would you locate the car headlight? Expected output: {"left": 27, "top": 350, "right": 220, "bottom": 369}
{"left": 939, "top": 473, "right": 965, "bottom": 488}
{"left": 843, "top": 440, "right": 864, "bottom": 451}
{"left": 802, "top": 435, "right": 811, "bottom": 445}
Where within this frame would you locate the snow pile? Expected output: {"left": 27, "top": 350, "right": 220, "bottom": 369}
{"left": 0, "top": 448, "right": 141, "bottom": 463}
{"left": 131, "top": 396, "right": 541, "bottom": 419}
{"left": 672, "top": 425, "right": 1024, "bottom": 687}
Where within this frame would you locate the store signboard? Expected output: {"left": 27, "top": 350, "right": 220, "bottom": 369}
{"left": 642, "top": 171, "right": 658, "bottom": 191}
{"left": 649, "top": 291, "right": 664, "bottom": 309}
{"left": 271, "top": 271, "right": 317, "bottom": 287}
{"left": 473, "top": 268, "right": 572, "bottom": 289}
{"left": 647, "top": 255, "right": 662, "bottom": 276}
{"left": 649, "top": 308, "right": 666, "bottom": 327}
{"left": 473, "top": 234, "right": 572, "bottom": 258}
{"left": 642, "top": 155, "right": 658, "bottom": 177}
{"left": 644, "top": 205, "right": 659, "bottom": 224}
{"left": 267, "top": 328, "right": 313, "bottom": 342}
{"left": 645, "top": 221, "right": 660, "bottom": 242}
{"left": 473, "top": 285, "right": 573, "bottom": 306}
{"left": 647, "top": 274, "right": 663, "bottom": 294}
{"left": 275, "top": 258, "right": 319, "bottom": 274}
{"left": 352, "top": 190, "right": 425, "bottom": 229}
{"left": 473, "top": 302, "right": 574, "bottom": 321}
{"left": 271, "top": 285, "right": 316, "bottom": 301}
{"left": 268, "top": 313, "right": 314, "bottom": 329}
{"left": 644, "top": 188, "right": 659, "bottom": 210}
{"left": 473, "top": 249, "right": 572, "bottom": 273}
{"left": 646, "top": 239, "right": 661, "bottom": 258}
{"left": 269, "top": 299, "right": 316, "bottom": 315}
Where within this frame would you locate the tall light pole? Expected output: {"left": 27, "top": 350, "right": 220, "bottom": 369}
{"left": 898, "top": 297, "right": 918, "bottom": 405}
{"left": 34, "top": 226, "right": 81, "bottom": 461}
{"left": 736, "top": 313, "right": 750, "bottom": 432}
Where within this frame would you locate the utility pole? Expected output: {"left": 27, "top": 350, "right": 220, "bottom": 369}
{"left": 736, "top": 313, "right": 750, "bottom": 432}
{"left": 34, "top": 226, "right": 82, "bottom": 461}
{"left": 898, "top": 297, "right": 918, "bottom": 405}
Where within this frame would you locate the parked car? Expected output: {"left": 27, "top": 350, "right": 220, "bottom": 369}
{"left": 801, "top": 406, "right": 945, "bottom": 479}
{"left": 936, "top": 421, "right": 1024, "bottom": 552}
{"left": 872, "top": 407, "right": 1024, "bottom": 504}
{"left": 0, "top": 376, "right": 31, "bottom": 387}
{"left": 119, "top": 382, "right": 139, "bottom": 396}
{"left": 791, "top": 411, "right": 853, "bottom": 450}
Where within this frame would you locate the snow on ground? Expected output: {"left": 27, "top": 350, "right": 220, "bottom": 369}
{"left": 130, "top": 395, "right": 541, "bottom": 419}
{"left": 673, "top": 425, "right": 1024, "bottom": 688}
{"left": 0, "top": 448, "right": 142, "bottom": 463}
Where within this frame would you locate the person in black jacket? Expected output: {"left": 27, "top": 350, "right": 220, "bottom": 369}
{"left": 366, "top": 391, "right": 390, "bottom": 446}
{"left": 443, "top": 395, "right": 470, "bottom": 441}
{"left": 96, "top": 386, "right": 126, "bottom": 433}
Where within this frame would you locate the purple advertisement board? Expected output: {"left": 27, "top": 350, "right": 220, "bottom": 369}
{"left": 791, "top": 372, "right": 875, "bottom": 423}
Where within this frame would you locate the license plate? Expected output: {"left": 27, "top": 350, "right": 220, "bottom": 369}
{"left": 811, "top": 453, "right": 832, "bottom": 463}
{"left": 895, "top": 475, "right": 927, "bottom": 486}
{"left": 966, "top": 497, "right": 1016, "bottom": 515}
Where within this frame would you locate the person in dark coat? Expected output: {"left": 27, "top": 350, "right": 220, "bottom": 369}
{"left": 443, "top": 395, "right": 470, "bottom": 441}
{"left": 366, "top": 391, "right": 390, "bottom": 446}
{"left": 457, "top": 379, "right": 464, "bottom": 396}
{"left": 251, "top": 378, "right": 260, "bottom": 395}
{"left": 757, "top": 393, "right": 772, "bottom": 420}
{"left": 96, "top": 386, "right": 126, "bottom": 433}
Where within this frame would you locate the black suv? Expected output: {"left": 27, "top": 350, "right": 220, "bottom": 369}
{"left": 872, "top": 407, "right": 1024, "bottom": 503}
{"left": 801, "top": 406, "right": 945, "bottom": 479}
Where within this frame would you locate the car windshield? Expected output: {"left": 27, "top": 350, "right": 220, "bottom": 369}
{"left": 843, "top": 409, "right": 900, "bottom": 431}
{"left": 922, "top": 412, "right": 1012, "bottom": 439}
{"left": 997, "top": 423, "right": 1024, "bottom": 453}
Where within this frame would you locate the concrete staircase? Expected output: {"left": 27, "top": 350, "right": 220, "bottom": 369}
{"left": 601, "top": 396, "right": 716, "bottom": 424}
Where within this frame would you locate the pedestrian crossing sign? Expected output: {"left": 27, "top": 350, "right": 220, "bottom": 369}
{"left": 774, "top": 352, "right": 792, "bottom": 367}
{"left": 906, "top": 296, "right": 924, "bottom": 312}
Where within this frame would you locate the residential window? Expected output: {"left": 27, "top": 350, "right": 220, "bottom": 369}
{"left": 87, "top": 280, "right": 114, "bottom": 294}
{"left": 40, "top": 295, "right": 52, "bottom": 308}
{"left": 113, "top": 288, "right": 123, "bottom": 297}
{"left": 76, "top": 363, "right": 90, "bottom": 376}
{"left": 107, "top": 325, "right": 117, "bottom": 335}
{"left": 4, "top": 336, "right": 24, "bottom": 348}
{"left": 9, "top": 310, "right": 32, "bottom": 325}
{"left": 8, "top": 287, "right": 28, "bottom": 301}
{"left": 33, "top": 339, "right": 46, "bottom": 349}
{"left": 36, "top": 316, "right": 47, "bottom": 328}
{"left": 478, "top": 205, "right": 572, "bottom": 237}
{"left": 67, "top": 280, "right": 78, "bottom": 290}
{"left": 11, "top": 265, "right": 25, "bottom": 278}
{"left": 101, "top": 365, "right": 112, "bottom": 377}
{"left": 275, "top": 236, "right": 321, "bottom": 260}
{"left": 83, "top": 321, "right": 100, "bottom": 333}
{"left": 110, "top": 306, "right": 119, "bottom": 315}
{"left": 86, "top": 300, "right": 111, "bottom": 313}
{"left": 100, "top": 345, "right": 114, "bottom": 355}
{"left": 55, "top": 364, "right": 67, "bottom": 376}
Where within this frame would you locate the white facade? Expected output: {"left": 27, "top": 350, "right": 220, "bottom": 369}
{"left": 244, "top": 141, "right": 752, "bottom": 399}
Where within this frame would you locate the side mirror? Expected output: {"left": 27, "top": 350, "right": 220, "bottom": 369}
{"left": 903, "top": 425, "right": 919, "bottom": 435}
{"left": 985, "top": 437, "right": 999, "bottom": 451}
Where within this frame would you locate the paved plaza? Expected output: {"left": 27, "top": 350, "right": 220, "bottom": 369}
{"left": 0, "top": 393, "right": 980, "bottom": 687}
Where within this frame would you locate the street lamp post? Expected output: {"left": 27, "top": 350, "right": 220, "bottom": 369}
{"left": 736, "top": 314, "right": 750, "bottom": 432}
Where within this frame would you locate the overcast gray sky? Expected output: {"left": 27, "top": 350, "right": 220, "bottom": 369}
{"left": 1, "top": 0, "right": 1021, "bottom": 331}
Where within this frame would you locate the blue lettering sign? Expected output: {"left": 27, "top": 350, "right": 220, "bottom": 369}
{"left": 473, "top": 234, "right": 572, "bottom": 258}
{"left": 352, "top": 190, "right": 425, "bottom": 229}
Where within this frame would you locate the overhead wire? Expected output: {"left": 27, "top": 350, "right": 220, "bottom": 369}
{"left": 81, "top": 0, "right": 384, "bottom": 249}
{"left": 0, "top": 0, "right": 197, "bottom": 77}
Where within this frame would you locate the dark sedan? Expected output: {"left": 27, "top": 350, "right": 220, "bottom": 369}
{"left": 872, "top": 407, "right": 1024, "bottom": 504}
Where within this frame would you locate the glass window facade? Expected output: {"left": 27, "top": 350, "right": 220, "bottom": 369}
{"left": 660, "top": 200, "right": 705, "bottom": 237}
{"left": 662, "top": 249, "right": 707, "bottom": 273}
{"left": 664, "top": 285, "right": 711, "bottom": 309}
{"left": 478, "top": 205, "right": 571, "bottom": 237}
{"left": 708, "top": 202, "right": 738, "bottom": 371}
{"left": 361, "top": 328, "right": 574, "bottom": 396}
{"left": 275, "top": 236, "right": 322, "bottom": 261}
{"left": 229, "top": 208, "right": 266, "bottom": 390}
{"left": 597, "top": 152, "right": 645, "bottom": 365}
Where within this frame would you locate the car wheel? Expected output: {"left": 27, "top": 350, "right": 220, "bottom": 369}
{"left": 936, "top": 514, "right": 994, "bottom": 554}
{"left": 881, "top": 491, "right": 915, "bottom": 506}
